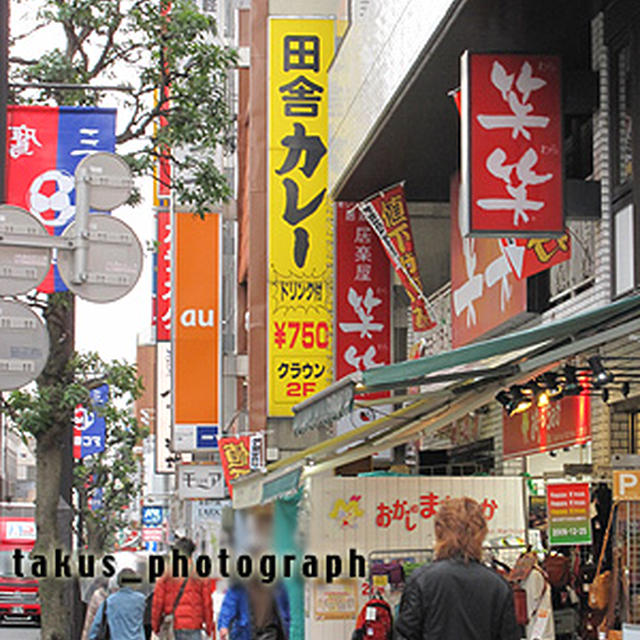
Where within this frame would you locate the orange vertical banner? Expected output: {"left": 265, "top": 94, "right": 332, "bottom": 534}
{"left": 173, "top": 212, "right": 222, "bottom": 440}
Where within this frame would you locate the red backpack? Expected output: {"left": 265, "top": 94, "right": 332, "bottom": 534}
{"left": 352, "top": 596, "right": 393, "bottom": 640}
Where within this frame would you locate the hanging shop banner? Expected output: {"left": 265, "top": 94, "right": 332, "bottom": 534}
{"left": 502, "top": 392, "right": 591, "bottom": 459}
{"left": 268, "top": 18, "right": 335, "bottom": 416}
{"left": 451, "top": 175, "right": 527, "bottom": 347}
{"left": 460, "top": 52, "right": 563, "bottom": 237}
{"left": 73, "top": 384, "right": 109, "bottom": 459}
{"left": 547, "top": 482, "right": 592, "bottom": 546}
{"left": 5, "top": 105, "right": 117, "bottom": 293}
{"left": 155, "top": 342, "right": 172, "bottom": 474}
{"left": 307, "top": 476, "right": 525, "bottom": 557}
{"left": 358, "top": 184, "right": 435, "bottom": 331}
{"left": 498, "top": 233, "right": 570, "bottom": 279}
{"left": 156, "top": 211, "right": 172, "bottom": 342}
{"left": 177, "top": 463, "right": 225, "bottom": 500}
{"left": 335, "top": 202, "right": 391, "bottom": 381}
{"left": 172, "top": 212, "right": 222, "bottom": 451}
{"left": 219, "top": 434, "right": 265, "bottom": 496}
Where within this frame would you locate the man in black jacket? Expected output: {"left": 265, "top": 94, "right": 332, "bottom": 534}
{"left": 395, "top": 497, "right": 519, "bottom": 640}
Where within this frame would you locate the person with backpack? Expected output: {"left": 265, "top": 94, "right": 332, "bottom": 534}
{"left": 395, "top": 497, "right": 519, "bottom": 640}
{"left": 89, "top": 569, "right": 146, "bottom": 640}
{"left": 151, "top": 537, "right": 215, "bottom": 639}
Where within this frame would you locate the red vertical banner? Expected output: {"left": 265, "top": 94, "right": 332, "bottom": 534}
{"left": 461, "top": 52, "right": 563, "bottom": 237}
{"left": 156, "top": 211, "right": 172, "bottom": 342}
{"left": 335, "top": 202, "right": 391, "bottom": 382}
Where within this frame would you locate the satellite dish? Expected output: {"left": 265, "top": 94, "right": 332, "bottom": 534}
{"left": 0, "top": 205, "right": 52, "bottom": 295}
{"left": 0, "top": 299, "right": 49, "bottom": 390}
{"left": 56, "top": 214, "right": 143, "bottom": 303}
{"left": 75, "top": 152, "right": 133, "bottom": 211}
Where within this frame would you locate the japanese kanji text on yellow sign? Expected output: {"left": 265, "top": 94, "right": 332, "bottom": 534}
{"left": 268, "top": 18, "right": 334, "bottom": 416}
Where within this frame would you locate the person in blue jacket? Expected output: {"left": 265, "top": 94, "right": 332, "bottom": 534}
{"left": 218, "top": 578, "right": 290, "bottom": 640}
{"left": 89, "top": 568, "right": 146, "bottom": 640}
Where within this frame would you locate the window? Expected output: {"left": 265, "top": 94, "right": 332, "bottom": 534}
{"left": 613, "top": 42, "right": 633, "bottom": 189}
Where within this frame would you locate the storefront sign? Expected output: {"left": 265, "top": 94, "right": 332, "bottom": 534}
{"left": 313, "top": 580, "right": 359, "bottom": 620}
{"left": 73, "top": 384, "right": 108, "bottom": 459}
{"left": 335, "top": 201, "right": 391, "bottom": 381}
{"left": 613, "top": 470, "right": 640, "bottom": 501}
{"left": 358, "top": 184, "right": 435, "bottom": 331}
{"left": 308, "top": 476, "right": 525, "bottom": 556}
{"left": 177, "top": 463, "right": 225, "bottom": 500}
{"left": 547, "top": 482, "right": 591, "bottom": 545}
{"left": 267, "top": 18, "right": 335, "bottom": 416}
{"left": 172, "top": 212, "right": 222, "bottom": 451}
{"left": 5, "top": 105, "right": 117, "bottom": 292}
{"left": 502, "top": 392, "right": 591, "bottom": 459}
{"left": 451, "top": 176, "right": 527, "bottom": 347}
{"left": 461, "top": 52, "right": 563, "bottom": 237}
{"left": 156, "top": 211, "right": 172, "bottom": 341}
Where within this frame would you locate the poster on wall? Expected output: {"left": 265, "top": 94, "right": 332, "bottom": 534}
{"left": 460, "top": 52, "right": 563, "bottom": 237}
{"left": 267, "top": 18, "right": 335, "bottom": 416}
{"left": 547, "top": 482, "right": 591, "bottom": 545}
{"left": 313, "top": 581, "right": 359, "bottom": 620}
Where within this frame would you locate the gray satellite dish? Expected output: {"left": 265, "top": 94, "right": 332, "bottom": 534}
{"left": 0, "top": 205, "right": 52, "bottom": 295}
{"left": 74, "top": 152, "right": 133, "bottom": 211}
{"left": 57, "top": 214, "right": 143, "bottom": 303}
{"left": 0, "top": 299, "right": 49, "bottom": 390}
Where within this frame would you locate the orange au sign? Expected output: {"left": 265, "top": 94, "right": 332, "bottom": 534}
{"left": 613, "top": 470, "right": 640, "bottom": 501}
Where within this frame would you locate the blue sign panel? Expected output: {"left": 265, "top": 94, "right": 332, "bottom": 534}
{"left": 80, "top": 383, "right": 109, "bottom": 458}
{"left": 142, "top": 506, "right": 163, "bottom": 527}
{"left": 196, "top": 425, "right": 219, "bottom": 449}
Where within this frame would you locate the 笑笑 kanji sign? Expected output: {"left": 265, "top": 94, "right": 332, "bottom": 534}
{"left": 268, "top": 19, "right": 334, "bottom": 416}
{"left": 359, "top": 184, "right": 435, "bottom": 332}
{"left": 5, "top": 105, "right": 116, "bottom": 292}
{"left": 547, "top": 482, "right": 592, "bottom": 545}
{"left": 336, "top": 202, "right": 391, "bottom": 381}
{"left": 461, "top": 53, "right": 563, "bottom": 237}
{"left": 173, "top": 212, "right": 222, "bottom": 451}
{"left": 503, "top": 392, "right": 591, "bottom": 459}
{"left": 308, "top": 476, "right": 525, "bottom": 556}
{"left": 451, "top": 175, "right": 527, "bottom": 347}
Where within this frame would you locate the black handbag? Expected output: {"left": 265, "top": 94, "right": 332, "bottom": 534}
{"left": 96, "top": 597, "right": 110, "bottom": 640}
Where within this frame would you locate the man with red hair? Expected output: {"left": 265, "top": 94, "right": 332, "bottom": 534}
{"left": 395, "top": 497, "right": 519, "bottom": 640}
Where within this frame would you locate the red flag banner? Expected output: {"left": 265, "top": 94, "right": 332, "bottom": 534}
{"left": 498, "top": 232, "right": 571, "bottom": 279}
{"left": 358, "top": 184, "right": 436, "bottom": 331}
{"left": 218, "top": 436, "right": 251, "bottom": 496}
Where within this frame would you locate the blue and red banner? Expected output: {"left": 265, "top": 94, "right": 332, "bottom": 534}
{"left": 5, "top": 105, "right": 117, "bottom": 293}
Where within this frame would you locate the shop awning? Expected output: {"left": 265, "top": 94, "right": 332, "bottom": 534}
{"left": 234, "top": 295, "right": 640, "bottom": 509}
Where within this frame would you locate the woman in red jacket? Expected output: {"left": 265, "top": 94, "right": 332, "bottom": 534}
{"left": 152, "top": 538, "right": 215, "bottom": 640}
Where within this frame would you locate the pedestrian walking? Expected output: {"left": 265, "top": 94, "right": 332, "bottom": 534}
{"left": 82, "top": 577, "right": 109, "bottom": 640}
{"left": 89, "top": 569, "right": 146, "bottom": 640}
{"left": 151, "top": 537, "right": 214, "bottom": 639}
{"left": 395, "top": 497, "right": 519, "bottom": 640}
{"left": 217, "top": 578, "right": 290, "bottom": 640}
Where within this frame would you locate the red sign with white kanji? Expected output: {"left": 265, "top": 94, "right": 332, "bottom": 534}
{"left": 462, "top": 52, "right": 563, "bottom": 237}
{"left": 335, "top": 203, "right": 391, "bottom": 384}
{"left": 156, "top": 211, "right": 171, "bottom": 342}
{"left": 451, "top": 175, "right": 527, "bottom": 348}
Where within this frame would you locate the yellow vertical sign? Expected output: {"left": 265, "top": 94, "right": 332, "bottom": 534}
{"left": 268, "top": 19, "right": 334, "bottom": 416}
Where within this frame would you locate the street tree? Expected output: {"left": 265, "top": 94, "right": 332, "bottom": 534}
{"left": 5, "top": 1, "right": 237, "bottom": 638}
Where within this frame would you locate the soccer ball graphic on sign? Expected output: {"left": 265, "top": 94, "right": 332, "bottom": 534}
{"left": 28, "top": 169, "right": 76, "bottom": 228}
